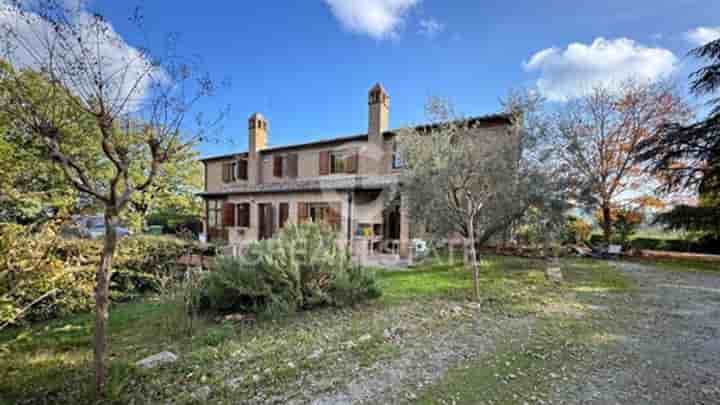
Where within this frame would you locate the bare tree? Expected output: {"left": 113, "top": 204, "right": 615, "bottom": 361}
{"left": 548, "top": 80, "right": 691, "bottom": 243}
{"left": 0, "top": 1, "right": 222, "bottom": 394}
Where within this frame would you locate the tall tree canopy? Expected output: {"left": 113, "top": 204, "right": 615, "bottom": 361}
{"left": 638, "top": 39, "right": 720, "bottom": 236}
{"left": 0, "top": 1, "right": 221, "bottom": 394}
{"left": 638, "top": 40, "right": 720, "bottom": 196}
{"left": 547, "top": 81, "right": 691, "bottom": 242}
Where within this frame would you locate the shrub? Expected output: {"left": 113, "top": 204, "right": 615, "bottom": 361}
{"left": 1, "top": 223, "right": 202, "bottom": 327}
{"left": 587, "top": 233, "right": 720, "bottom": 254}
{"left": 196, "top": 223, "right": 381, "bottom": 318}
{"left": 561, "top": 216, "right": 592, "bottom": 245}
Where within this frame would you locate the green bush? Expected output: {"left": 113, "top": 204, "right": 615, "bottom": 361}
{"left": 588, "top": 233, "right": 720, "bottom": 254}
{"left": 1, "top": 223, "right": 203, "bottom": 327}
{"left": 196, "top": 223, "right": 381, "bottom": 318}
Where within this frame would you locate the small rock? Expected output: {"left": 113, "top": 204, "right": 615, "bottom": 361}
{"left": 308, "top": 349, "right": 323, "bottom": 360}
{"left": 358, "top": 334, "right": 372, "bottom": 343}
{"left": 225, "top": 377, "right": 243, "bottom": 388}
{"left": 545, "top": 266, "right": 563, "bottom": 283}
{"left": 224, "top": 313, "right": 245, "bottom": 322}
{"left": 192, "top": 386, "right": 211, "bottom": 400}
{"left": 135, "top": 351, "right": 178, "bottom": 369}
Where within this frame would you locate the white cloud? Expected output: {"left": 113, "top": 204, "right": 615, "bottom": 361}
{"left": 524, "top": 37, "right": 678, "bottom": 102}
{"left": 418, "top": 18, "right": 444, "bottom": 38}
{"left": 324, "top": 0, "right": 420, "bottom": 40}
{"left": 685, "top": 26, "right": 720, "bottom": 46}
{"left": 0, "top": 1, "right": 160, "bottom": 112}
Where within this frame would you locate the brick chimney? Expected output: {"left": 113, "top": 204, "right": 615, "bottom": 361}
{"left": 368, "top": 83, "right": 389, "bottom": 146}
{"left": 248, "top": 113, "right": 267, "bottom": 184}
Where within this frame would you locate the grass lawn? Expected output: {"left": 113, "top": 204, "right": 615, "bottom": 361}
{"left": 0, "top": 255, "right": 634, "bottom": 404}
{"left": 630, "top": 257, "right": 720, "bottom": 273}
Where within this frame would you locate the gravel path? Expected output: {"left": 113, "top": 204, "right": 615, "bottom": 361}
{"left": 299, "top": 309, "right": 535, "bottom": 405}
{"left": 553, "top": 262, "right": 720, "bottom": 404}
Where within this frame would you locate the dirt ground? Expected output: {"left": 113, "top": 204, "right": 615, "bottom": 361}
{"left": 302, "top": 262, "right": 720, "bottom": 405}
{"left": 551, "top": 262, "right": 720, "bottom": 405}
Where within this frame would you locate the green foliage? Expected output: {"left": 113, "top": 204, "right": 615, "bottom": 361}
{"left": 196, "top": 223, "right": 381, "bottom": 318}
{"left": 588, "top": 233, "right": 720, "bottom": 254}
{"left": 654, "top": 203, "right": 720, "bottom": 238}
{"left": 0, "top": 223, "right": 203, "bottom": 327}
{"left": 611, "top": 209, "right": 643, "bottom": 245}
{"left": 202, "top": 324, "right": 236, "bottom": 347}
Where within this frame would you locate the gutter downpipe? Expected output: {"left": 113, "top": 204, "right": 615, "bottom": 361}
{"left": 347, "top": 190, "right": 353, "bottom": 253}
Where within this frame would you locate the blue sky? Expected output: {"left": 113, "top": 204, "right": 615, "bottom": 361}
{"left": 82, "top": 1, "right": 720, "bottom": 157}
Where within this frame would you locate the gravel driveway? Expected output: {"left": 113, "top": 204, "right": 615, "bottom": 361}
{"left": 553, "top": 262, "right": 720, "bottom": 404}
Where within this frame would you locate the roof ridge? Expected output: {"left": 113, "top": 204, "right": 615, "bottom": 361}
{"left": 200, "top": 113, "right": 512, "bottom": 162}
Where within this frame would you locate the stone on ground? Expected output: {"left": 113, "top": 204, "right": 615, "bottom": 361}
{"left": 136, "top": 351, "right": 178, "bottom": 369}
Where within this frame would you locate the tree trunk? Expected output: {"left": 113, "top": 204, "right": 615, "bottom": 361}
{"left": 467, "top": 216, "right": 480, "bottom": 302}
{"left": 601, "top": 203, "right": 612, "bottom": 244}
{"left": 94, "top": 208, "right": 119, "bottom": 397}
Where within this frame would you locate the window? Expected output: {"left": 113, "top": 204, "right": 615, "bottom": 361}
{"left": 207, "top": 200, "right": 223, "bottom": 228}
{"left": 222, "top": 163, "right": 233, "bottom": 183}
{"left": 273, "top": 155, "right": 284, "bottom": 177}
{"left": 330, "top": 151, "right": 347, "bottom": 174}
{"left": 392, "top": 142, "right": 404, "bottom": 169}
{"left": 222, "top": 160, "right": 248, "bottom": 182}
{"left": 272, "top": 154, "right": 298, "bottom": 178}
{"left": 279, "top": 203, "right": 289, "bottom": 228}
{"left": 309, "top": 204, "right": 329, "bottom": 223}
{"left": 298, "top": 202, "right": 341, "bottom": 229}
{"left": 236, "top": 160, "right": 248, "bottom": 180}
{"left": 237, "top": 203, "right": 250, "bottom": 227}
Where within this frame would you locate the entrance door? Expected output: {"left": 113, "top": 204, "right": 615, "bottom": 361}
{"left": 258, "top": 203, "right": 275, "bottom": 240}
{"left": 385, "top": 205, "right": 401, "bottom": 240}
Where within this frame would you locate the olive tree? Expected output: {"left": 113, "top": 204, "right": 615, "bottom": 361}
{"left": 395, "top": 96, "right": 566, "bottom": 300}
{"left": 0, "top": 1, "right": 221, "bottom": 393}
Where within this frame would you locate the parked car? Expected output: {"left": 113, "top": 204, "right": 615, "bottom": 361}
{"left": 79, "top": 216, "right": 133, "bottom": 240}
{"left": 61, "top": 215, "right": 132, "bottom": 239}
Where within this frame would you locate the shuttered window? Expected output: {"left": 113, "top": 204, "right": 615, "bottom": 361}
{"left": 222, "top": 163, "right": 233, "bottom": 183}
{"left": 320, "top": 149, "right": 358, "bottom": 175}
{"left": 237, "top": 159, "right": 248, "bottom": 180}
{"left": 222, "top": 160, "right": 248, "bottom": 182}
{"left": 346, "top": 150, "right": 359, "bottom": 174}
{"left": 279, "top": 203, "right": 289, "bottom": 228}
{"left": 287, "top": 153, "right": 299, "bottom": 178}
{"left": 297, "top": 202, "right": 310, "bottom": 223}
{"left": 300, "top": 202, "right": 342, "bottom": 230}
{"left": 207, "top": 200, "right": 224, "bottom": 228}
{"left": 330, "top": 151, "right": 346, "bottom": 174}
{"left": 273, "top": 155, "right": 284, "bottom": 177}
{"left": 222, "top": 202, "right": 236, "bottom": 227}
{"left": 327, "top": 202, "right": 342, "bottom": 229}
{"left": 319, "top": 151, "right": 330, "bottom": 175}
{"left": 237, "top": 203, "right": 250, "bottom": 227}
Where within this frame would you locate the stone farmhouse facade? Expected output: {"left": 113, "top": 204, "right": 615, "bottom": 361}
{"left": 199, "top": 84, "right": 516, "bottom": 258}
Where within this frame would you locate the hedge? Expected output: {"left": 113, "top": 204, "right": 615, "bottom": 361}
{"left": 1, "top": 224, "right": 206, "bottom": 327}
{"left": 588, "top": 234, "right": 720, "bottom": 255}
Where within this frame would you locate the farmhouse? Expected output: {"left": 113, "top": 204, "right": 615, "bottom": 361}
{"left": 199, "top": 84, "right": 516, "bottom": 258}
